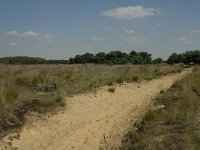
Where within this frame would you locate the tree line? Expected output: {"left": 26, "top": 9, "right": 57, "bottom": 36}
{"left": 0, "top": 56, "right": 69, "bottom": 64}
{"left": 0, "top": 51, "right": 161, "bottom": 65}
{"left": 68, "top": 51, "right": 156, "bottom": 64}
{"left": 167, "top": 50, "right": 200, "bottom": 64}
{"left": 0, "top": 50, "right": 199, "bottom": 65}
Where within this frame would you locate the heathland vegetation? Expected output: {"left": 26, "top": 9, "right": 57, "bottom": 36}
{"left": 0, "top": 64, "right": 183, "bottom": 132}
{"left": 120, "top": 66, "right": 200, "bottom": 149}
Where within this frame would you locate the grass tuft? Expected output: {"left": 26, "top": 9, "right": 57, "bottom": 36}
{"left": 144, "top": 109, "right": 157, "bottom": 121}
{"left": 132, "top": 75, "right": 139, "bottom": 82}
{"left": 116, "top": 78, "right": 124, "bottom": 84}
{"left": 108, "top": 87, "right": 115, "bottom": 93}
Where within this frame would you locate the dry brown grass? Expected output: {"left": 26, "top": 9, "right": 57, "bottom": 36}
{"left": 0, "top": 64, "right": 183, "bottom": 132}
{"left": 120, "top": 66, "right": 200, "bottom": 150}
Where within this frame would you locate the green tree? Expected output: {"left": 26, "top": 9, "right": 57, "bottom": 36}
{"left": 152, "top": 58, "right": 163, "bottom": 64}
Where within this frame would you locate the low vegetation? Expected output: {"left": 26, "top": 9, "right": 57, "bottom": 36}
{"left": 108, "top": 87, "right": 115, "bottom": 93}
{"left": 120, "top": 66, "right": 200, "bottom": 150}
{"left": 0, "top": 64, "right": 183, "bottom": 132}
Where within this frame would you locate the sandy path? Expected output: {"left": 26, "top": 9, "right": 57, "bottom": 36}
{"left": 0, "top": 69, "right": 190, "bottom": 150}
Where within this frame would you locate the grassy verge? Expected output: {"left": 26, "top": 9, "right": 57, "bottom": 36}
{"left": 120, "top": 66, "right": 200, "bottom": 150}
{"left": 0, "top": 64, "right": 183, "bottom": 133}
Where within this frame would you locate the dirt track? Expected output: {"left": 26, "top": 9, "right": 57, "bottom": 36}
{"left": 0, "top": 69, "right": 190, "bottom": 150}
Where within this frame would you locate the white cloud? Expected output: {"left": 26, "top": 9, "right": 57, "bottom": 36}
{"left": 6, "top": 31, "right": 18, "bottom": 36}
{"left": 101, "top": 5, "right": 161, "bottom": 19}
{"left": 177, "top": 37, "right": 192, "bottom": 44}
{"left": 8, "top": 43, "right": 17, "bottom": 46}
{"left": 191, "top": 30, "right": 200, "bottom": 33}
{"left": 124, "top": 36, "right": 146, "bottom": 43}
{"left": 21, "top": 31, "right": 39, "bottom": 37}
{"left": 43, "top": 34, "right": 54, "bottom": 39}
{"left": 178, "top": 37, "right": 187, "bottom": 41}
{"left": 125, "top": 29, "right": 135, "bottom": 34}
{"left": 103, "top": 26, "right": 112, "bottom": 30}
{"left": 91, "top": 36, "right": 106, "bottom": 41}
{"left": 6, "top": 30, "right": 55, "bottom": 41}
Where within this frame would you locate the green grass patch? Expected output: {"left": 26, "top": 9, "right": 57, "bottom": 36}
{"left": 144, "top": 109, "right": 157, "bottom": 121}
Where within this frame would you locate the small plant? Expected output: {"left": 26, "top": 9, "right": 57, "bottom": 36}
{"left": 5, "top": 89, "right": 19, "bottom": 103}
{"left": 108, "top": 87, "right": 115, "bottom": 93}
{"left": 132, "top": 75, "right": 139, "bottom": 82}
{"left": 144, "top": 77, "right": 153, "bottom": 81}
{"left": 31, "top": 77, "right": 41, "bottom": 87}
{"left": 144, "top": 109, "right": 157, "bottom": 121}
{"left": 116, "top": 78, "right": 123, "bottom": 84}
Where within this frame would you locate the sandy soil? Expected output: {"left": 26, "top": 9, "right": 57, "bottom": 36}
{"left": 0, "top": 69, "right": 190, "bottom": 150}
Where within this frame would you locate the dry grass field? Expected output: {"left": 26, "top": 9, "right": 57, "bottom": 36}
{"left": 120, "top": 66, "right": 200, "bottom": 150}
{"left": 0, "top": 64, "right": 183, "bottom": 132}
{"left": 0, "top": 64, "right": 189, "bottom": 150}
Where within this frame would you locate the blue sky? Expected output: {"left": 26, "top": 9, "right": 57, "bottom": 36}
{"left": 0, "top": 0, "right": 200, "bottom": 59}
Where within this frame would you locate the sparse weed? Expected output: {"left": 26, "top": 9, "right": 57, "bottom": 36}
{"left": 132, "top": 75, "right": 139, "bottom": 82}
{"left": 144, "top": 76, "right": 153, "bottom": 81}
{"left": 144, "top": 109, "right": 157, "bottom": 121}
{"left": 160, "top": 90, "right": 165, "bottom": 94}
{"left": 108, "top": 87, "right": 115, "bottom": 93}
{"left": 116, "top": 78, "right": 124, "bottom": 84}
